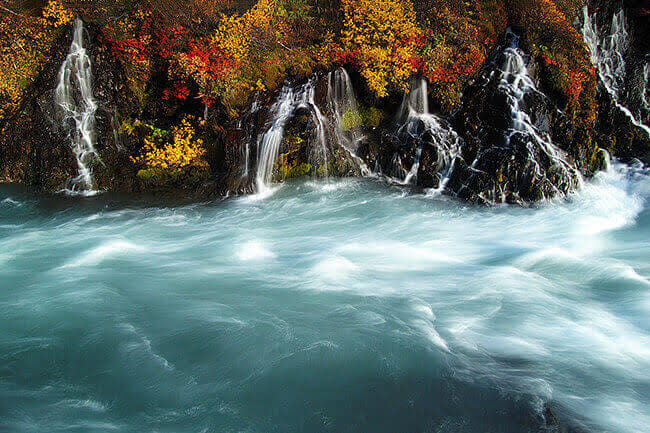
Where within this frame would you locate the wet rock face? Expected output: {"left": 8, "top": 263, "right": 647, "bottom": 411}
{"left": 447, "top": 38, "right": 583, "bottom": 204}
{"left": 371, "top": 117, "right": 458, "bottom": 190}
{"left": 1, "top": 3, "right": 647, "bottom": 204}
{"left": 0, "top": 22, "right": 138, "bottom": 193}
{"left": 582, "top": 0, "right": 650, "bottom": 164}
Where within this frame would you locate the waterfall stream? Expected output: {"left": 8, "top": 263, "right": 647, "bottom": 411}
{"left": 327, "top": 68, "right": 371, "bottom": 176}
{"left": 255, "top": 79, "right": 329, "bottom": 192}
{"left": 461, "top": 31, "right": 581, "bottom": 203}
{"left": 582, "top": 6, "right": 650, "bottom": 137}
{"left": 497, "top": 33, "right": 579, "bottom": 194}
{"left": 395, "top": 79, "right": 460, "bottom": 190}
{"left": 297, "top": 80, "right": 328, "bottom": 182}
{"left": 255, "top": 87, "right": 295, "bottom": 192}
{"left": 238, "top": 99, "right": 261, "bottom": 180}
{"left": 55, "top": 19, "right": 100, "bottom": 195}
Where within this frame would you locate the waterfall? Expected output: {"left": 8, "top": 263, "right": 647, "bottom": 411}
{"left": 488, "top": 31, "right": 580, "bottom": 196}
{"left": 255, "top": 78, "right": 329, "bottom": 192}
{"left": 239, "top": 99, "right": 261, "bottom": 180}
{"left": 399, "top": 78, "right": 429, "bottom": 120}
{"left": 297, "top": 79, "right": 328, "bottom": 181}
{"left": 55, "top": 18, "right": 100, "bottom": 195}
{"left": 395, "top": 78, "right": 460, "bottom": 190}
{"left": 582, "top": 7, "right": 650, "bottom": 137}
{"left": 327, "top": 68, "right": 370, "bottom": 175}
{"left": 255, "top": 87, "right": 295, "bottom": 192}
{"left": 643, "top": 63, "right": 649, "bottom": 112}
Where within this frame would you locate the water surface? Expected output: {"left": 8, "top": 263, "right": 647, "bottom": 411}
{"left": 1, "top": 163, "right": 648, "bottom": 433}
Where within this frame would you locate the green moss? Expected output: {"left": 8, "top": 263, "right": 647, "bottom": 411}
{"left": 280, "top": 162, "right": 313, "bottom": 179}
{"left": 137, "top": 167, "right": 170, "bottom": 182}
{"left": 341, "top": 109, "right": 363, "bottom": 131}
{"left": 315, "top": 163, "right": 329, "bottom": 178}
{"left": 137, "top": 165, "right": 209, "bottom": 186}
{"left": 360, "top": 107, "right": 386, "bottom": 128}
{"left": 342, "top": 107, "right": 386, "bottom": 130}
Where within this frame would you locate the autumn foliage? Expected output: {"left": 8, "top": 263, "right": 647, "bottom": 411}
{"left": 0, "top": 0, "right": 72, "bottom": 118}
{"left": 507, "top": 0, "right": 597, "bottom": 120}
{"left": 131, "top": 117, "right": 208, "bottom": 170}
{"left": 0, "top": 0, "right": 601, "bottom": 173}
{"left": 339, "top": 0, "right": 420, "bottom": 98}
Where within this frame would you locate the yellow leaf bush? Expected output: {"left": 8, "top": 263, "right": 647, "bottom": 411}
{"left": 133, "top": 118, "right": 208, "bottom": 170}
{"left": 41, "top": 0, "right": 74, "bottom": 28}
{"left": 341, "top": 0, "right": 420, "bottom": 97}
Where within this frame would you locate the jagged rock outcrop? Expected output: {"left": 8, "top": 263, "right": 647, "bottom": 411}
{"left": 447, "top": 32, "right": 583, "bottom": 204}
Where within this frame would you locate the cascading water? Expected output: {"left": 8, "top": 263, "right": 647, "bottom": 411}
{"left": 394, "top": 79, "right": 460, "bottom": 190}
{"left": 55, "top": 18, "right": 100, "bottom": 195}
{"left": 255, "top": 79, "right": 329, "bottom": 192}
{"left": 399, "top": 78, "right": 429, "bottom": 119}
{"left": 327, "top": 68, "right": 370, "bottom": 176}
{"left": 238, "top": 99, "right": 261, "bottom": 180}
{"left": 297, "top": 79, "right": 328, "bottom": 181}
{"left": 255, "top": 87, "right": 295, "bottom": 192}
{"left": 493, "top": 32, "right": 579, "bottom": 197}
{"left": 582, "top": 6, "right": 650, "bottom": 137}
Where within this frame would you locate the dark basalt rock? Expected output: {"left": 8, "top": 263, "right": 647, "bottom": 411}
{"left": 448, "top": 132, "right": 578, "bottom": 204}
{"left": 1, "top": 3, "right": 648, "bottom": 204}
{"left": 583, "top": 0, "right": 650, "bottom": 164}
{"left": 445, "top": 37, "right": 583, "bottom": 204}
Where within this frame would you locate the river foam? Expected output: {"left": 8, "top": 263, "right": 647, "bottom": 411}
{"left": 0, "top": 161, "right": 647, "bottom": 433}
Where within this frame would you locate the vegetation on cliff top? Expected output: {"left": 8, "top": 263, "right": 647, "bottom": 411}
{"left": 0, "top": 0, "right": 601, "bottom": 176}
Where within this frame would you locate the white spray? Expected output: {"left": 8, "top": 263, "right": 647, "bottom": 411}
{"left": 55, "top": 18, "right": 100, "bottom": 195}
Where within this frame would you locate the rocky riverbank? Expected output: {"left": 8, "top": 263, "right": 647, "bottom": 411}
{"left": 0, "top": 0, "right": 648, "bottom": 203}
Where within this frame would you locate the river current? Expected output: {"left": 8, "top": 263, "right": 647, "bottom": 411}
{"left": 1, "top": 161, "right": 648, "bottom": 433}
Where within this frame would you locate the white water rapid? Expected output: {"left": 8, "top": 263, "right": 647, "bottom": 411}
{"left": 1, "top": 158, "right": 648, "bottom": 433}
{"left": 55, "top": 18, "right": 100, "bottom": 195}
